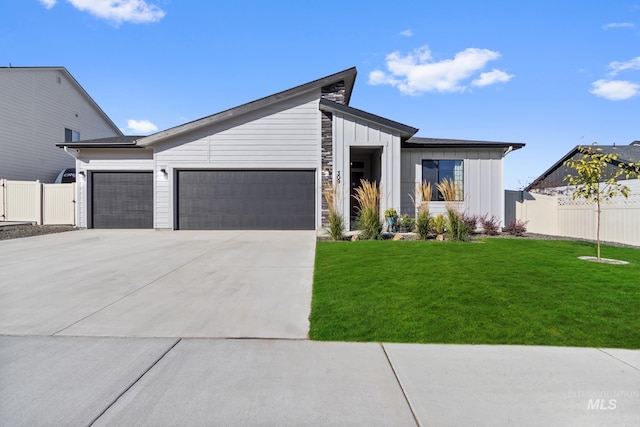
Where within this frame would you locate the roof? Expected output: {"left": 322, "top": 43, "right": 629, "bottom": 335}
{"left": 404, "top": 137, "right": 525, "bottom": 151}
{"left": 56, "top": 135, "right": 142, "bottom": 148}
{"left": 319, "top": 98, "right": 418, "bottom": 139}
{"left": 525, "top": 142, "right": 640, "bottom": 191}
{"left": 1, "top": 66, "right": 123, "bottom": 137}
{"left": 137, "top": 67, "right": 358, "bottom": 147}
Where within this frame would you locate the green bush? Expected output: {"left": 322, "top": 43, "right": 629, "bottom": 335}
{"left": 432, "top": 214, "right": 447, "bottom": 235}
{"left": 415, "top": 210, "right": 430, "bottom": 239}
{"left": 446, "top": 209, "right": 470, "bottom": 241}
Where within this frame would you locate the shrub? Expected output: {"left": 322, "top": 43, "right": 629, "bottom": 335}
{"left": 463, "top": 214, "right": 478, "bottom": 233}
{"left": 446, "top": 210, "right": 470, "bottom": 241}
{"left": 398, "top": 214, "right": 415, "bottom": 232}
{"left": 322, "top": 181, "right": 344, "bottom": 241}
{"left": 354, "top": 179, "right": 382, "bottom": 240}
{"left": 436, "top": 179, "right": 469, "bottom": 241}
{"left": 415, "top": 210, "right": 430, "bottom": 239}
{"left": 432, "top": 214, "right": 446, "bottom": 235}
{"left": 504, "top": 219, "right": 529, "bottom": 236}
{"left": 479, "top": 214, "right": 500, "bottom": 236}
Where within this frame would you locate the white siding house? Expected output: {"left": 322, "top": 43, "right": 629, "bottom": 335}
{"left": 0, "top": 67, "right": 122, "bottom": 182}
{"left": 60, "top": 67, "right": 523, "bottom": 230}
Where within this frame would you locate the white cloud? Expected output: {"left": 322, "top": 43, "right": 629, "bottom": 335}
{"left": 400, "top": 29, "right": 413, "bottom": 37}
{"left": 608, "top": 56, "right": 640, "bottom": 76}
{"left": 590, "top": 79, "right": 640, "bottom": 101}
{"left": 126, "top": 119, "right": 158, "bottom": 134}
{"left": 603, "top": 22, "right": 635, "bottom": 30}
{"left": 472, "top": 69, "right": 514, "bottom": 87}
{"left": 37, "top": 0, "right": 165, "bottom": 24}
{"left": 37, "top": 0, "right": 57, "bottom": 9}
{"left": 368, "top": 45, "right": 510, "bottom": 94}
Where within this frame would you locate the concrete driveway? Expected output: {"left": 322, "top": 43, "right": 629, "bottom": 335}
{"left": 0, "top": 229, "right": 315, "bottom": 339}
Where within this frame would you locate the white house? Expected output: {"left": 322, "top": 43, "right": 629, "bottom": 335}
{"left": 57, "top": 67, "right": 524, "bottom": 230}
{"left": 0, "top": 66, "right": 122, "bottom": 182}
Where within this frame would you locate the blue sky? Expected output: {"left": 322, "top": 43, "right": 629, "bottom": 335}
{"left": 2, "top": 0, "right": 639, "bottom": 189}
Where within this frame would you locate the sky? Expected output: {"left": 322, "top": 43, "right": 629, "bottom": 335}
{"left": 1, "top": 0, "right": 639, "bottom": 189}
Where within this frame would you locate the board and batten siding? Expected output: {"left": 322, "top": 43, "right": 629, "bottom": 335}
{"left": 153, "top": 90, "right": 322, "bottom": 229}
{"left": 75, "top": 149, "right": 154, "bottom": 228}
{"left": 0, "top": 68, "right": 120, "bottom": 182}
{"left": 332, "top": 113, "right": 403, "bottom": 229}
{"left": 401, "top": 148, "right": 505, "bottom": 225}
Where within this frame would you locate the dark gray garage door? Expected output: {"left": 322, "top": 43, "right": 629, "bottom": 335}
{"left": 177, "top": 170, "right": 315, "bottom": 230}
{"left": 91, "top": 172, "right": 153, "bottom": 229}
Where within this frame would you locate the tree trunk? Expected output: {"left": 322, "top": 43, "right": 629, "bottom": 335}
{"left": 596, "top": 198, "right": 601, "bottom": 261}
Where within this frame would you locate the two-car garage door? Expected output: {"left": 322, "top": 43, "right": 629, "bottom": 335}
{"left": 90, "top": 170, "right": 315, "bottom": 230}
{"left": 176, "top": 170, "right": 315, "bottom": 230}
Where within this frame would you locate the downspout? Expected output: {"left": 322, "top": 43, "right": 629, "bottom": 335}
{"left": 62, "top": 146, "right": 80, "bottom": 227}
{"left": 62, "top": 146, "right": 79, "bottom": 159}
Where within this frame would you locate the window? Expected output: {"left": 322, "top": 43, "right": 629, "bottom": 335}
{"left": 422, "top": 160, "right": 464, "bottom": 201}
{"left": 64, "top": 128, "right": 80, "bottom": 142}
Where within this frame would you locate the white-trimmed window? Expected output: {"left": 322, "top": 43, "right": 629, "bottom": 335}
{"left": 422, "top": 160, "right": 464, "bottom": 201}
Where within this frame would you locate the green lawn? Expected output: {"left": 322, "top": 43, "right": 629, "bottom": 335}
{"left": 309, "top": 239, "right": 640, "bottom": 348}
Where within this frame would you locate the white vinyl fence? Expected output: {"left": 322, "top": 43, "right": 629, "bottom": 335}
{"left": 516, "top": 180, "right": 640, "bottom": 246}
{"left": 0, "top": 179, "right": 76, "bottom": 225}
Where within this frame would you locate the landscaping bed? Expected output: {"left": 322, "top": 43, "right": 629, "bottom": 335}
{"left": 309, "top": 239, "right": 640, "bottom": 348}
{"left": 0, "top": 224, "right": 77, "bottom": 241}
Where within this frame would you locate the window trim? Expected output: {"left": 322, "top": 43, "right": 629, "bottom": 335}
{"left": 422, "top": 159, "right": 464, "bottom": 201}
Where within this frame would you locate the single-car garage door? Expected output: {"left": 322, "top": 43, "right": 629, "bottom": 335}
{"left": 91, "top": 172, "right": 153, "bottom": 229}
{"left": 177, "top": 170, "right": 315, "bottom": 230}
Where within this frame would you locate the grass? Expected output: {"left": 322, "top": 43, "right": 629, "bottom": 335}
{"left": 309, "top": 239, "right": 640, "bottom": 348}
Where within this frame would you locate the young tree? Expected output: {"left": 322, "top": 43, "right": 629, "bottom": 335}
{"left": 564, "top": 144, "right": 639, "bottom": 260}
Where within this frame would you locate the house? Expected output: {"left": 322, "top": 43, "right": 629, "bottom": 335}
{"left": 57, "top": 67, "right": 524, "bottom": 230}
{"left": 526, "top": 141, "right": 640, "bottom": 193}
{"left": 0, "top": 66, "right": 122, "bottom": 182}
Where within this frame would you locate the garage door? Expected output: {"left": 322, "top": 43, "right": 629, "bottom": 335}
{"left": 91, "top": 172, "right": 153, "bottom": 229}
{"left": 177, "top": 170, "right": 315, "bottom": 230}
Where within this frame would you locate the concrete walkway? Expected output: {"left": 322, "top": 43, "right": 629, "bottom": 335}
{"left": 1, "top": 230, "right": 638, "bottom": 425}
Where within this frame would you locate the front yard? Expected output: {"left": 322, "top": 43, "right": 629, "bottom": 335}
{"left": 309, "top": 239, "right": 640, "bottom": 348}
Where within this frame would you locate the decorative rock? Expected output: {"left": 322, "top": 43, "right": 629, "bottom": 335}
{"left": 392, "top": 234, "right": 403, "bottom": 241}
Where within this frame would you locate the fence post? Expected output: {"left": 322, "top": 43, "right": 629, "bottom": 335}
{"left": 1, "top": 179, "right": 6, "bottom": 221}
{"left": 36, "top": 180, "right": 43, "bottom": 225}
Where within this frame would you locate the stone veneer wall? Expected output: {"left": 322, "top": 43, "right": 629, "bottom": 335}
{"left": 320, "top": 81, "right": 346, "bottom": 226}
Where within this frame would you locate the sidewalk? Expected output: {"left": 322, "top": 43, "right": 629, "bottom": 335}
{"left": 1, "top": 336, "right": 638, "bottom": 426}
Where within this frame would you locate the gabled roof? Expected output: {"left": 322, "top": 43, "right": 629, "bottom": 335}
{"left": 137, "top": 67, "right": 358, "bottom": 147}
{"left": 404, "top": 137, "right": 524, "bottom": 152}
{"left": 319, "top": 98, "right": 418, "bottom": 139}
{"left": 525, "top": 142, "right": 640, "bottom": 191}
{"left": 55, "top": 135, "right": 142, "bottom": 148}
{"left": 1, "top": 66, "right": 123, "bottom": 137}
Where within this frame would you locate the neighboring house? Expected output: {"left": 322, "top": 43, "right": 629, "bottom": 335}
{"left": 526, "top": 141, "right": 640, "bottom": 193}
{"left": 0, "top": 66, "right": 122, "bottom": 182}
{"left": 57, "top": 67, "right": 523, "bottom": 230}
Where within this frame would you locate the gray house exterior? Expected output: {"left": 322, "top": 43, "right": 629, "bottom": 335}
{"left": 58, "top": 67, "right": 523, "bottom": 230}
{"left": 1, "top": 67, "right": 122, "bottom": 182}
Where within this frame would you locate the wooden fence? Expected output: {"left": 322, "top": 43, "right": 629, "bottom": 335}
{"left": 0, "top": 179, "right": 76, "bottom": 225}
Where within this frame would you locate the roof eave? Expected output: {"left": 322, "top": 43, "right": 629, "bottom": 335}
{"left": 319, "top": 98, "right": 418, "bottom": 138}
{"left": 403, "top": 137, "right": 525, "bottom": 151}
